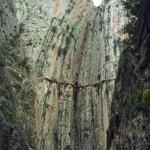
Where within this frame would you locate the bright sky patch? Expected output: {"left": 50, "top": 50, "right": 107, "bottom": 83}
{"left": 92, "top": 0, "right": 103, "bottom": 7}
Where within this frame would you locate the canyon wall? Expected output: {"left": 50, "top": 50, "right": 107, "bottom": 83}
{"left": 15, "top": 0, "right": 126, "bottom": 149}
{"left": 108, "top": 0, "right": 150, "bottom": 149}
{"left": 1, "top": 0, "right": 149, "bottom": 150}
{"left": 0, "top": 0, "right": 35, "bottom": 149}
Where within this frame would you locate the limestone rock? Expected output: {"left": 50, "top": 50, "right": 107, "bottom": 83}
{"left": 15, "top": 0, "right": 126, "bottom": 149}
{"left": 1, "top": 0, "right": 149, "bottom": 150}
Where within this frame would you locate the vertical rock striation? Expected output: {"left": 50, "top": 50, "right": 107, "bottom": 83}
{"left": 2, "top": 0, "right": 148, "bottom": 150}
{"left": 14, "top": 0, "right": 127, "bottom": 149}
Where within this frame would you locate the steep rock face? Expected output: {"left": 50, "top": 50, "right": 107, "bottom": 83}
{"left": 0, "top": 0, "right": 35, "bottom": 149}
{"left": 1, "top": 0, "right": 150, "bottom": 149}
{"left": 14, "top": 0, "right": 127, "bottom": 149}
{"left": 0, "top": 0, "right": 134, "bottom": 149}
{"left": 107, "top": 0, "right": 150, "bottom": 149}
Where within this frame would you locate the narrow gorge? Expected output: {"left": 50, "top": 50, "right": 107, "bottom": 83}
{"left": 0, "top": 0, "right": 149, "bottom": 150}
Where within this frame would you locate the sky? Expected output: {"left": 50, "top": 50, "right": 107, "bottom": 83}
{"left": 92, "top": 0, "right": 103, "bottom": 7}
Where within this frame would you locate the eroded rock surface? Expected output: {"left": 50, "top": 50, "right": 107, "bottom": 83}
{"left": 14, "top": 0, "right": 127, "bottom": 149}
{"left": 2, "top": 0, "right": 149, "bottom": 150}
{"left": 108, "top": 0, "right": 150, "bottom": 149}
{"left": 0, "top": 0, "right": 35, "bottom": 149}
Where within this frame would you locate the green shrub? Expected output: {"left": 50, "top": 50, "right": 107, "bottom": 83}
{"left": 134, "top": 83, "right": 150, "bottom": 107}
{"left": 142, "top": 83, "right": 150, "bottom": 105}
{"left": 27, "top": 133, "right": 35, "bottom": 146}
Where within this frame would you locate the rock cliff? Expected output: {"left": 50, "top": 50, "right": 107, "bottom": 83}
{"left": 0, "top": 0, "right": 35, "bottom": 149}
{"left": 0, "top": 0, "right": 149, "bottom": 150}
{"left": 108, "top": 0, "right": 150, "bottom": 149}
{"left": 14, "top": 0, "right": 126, "bottom": 149}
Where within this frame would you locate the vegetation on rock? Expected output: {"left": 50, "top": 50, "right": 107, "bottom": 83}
{"left": 135, "top": 83, "right": 150, "bottom": 108}
{"left": 0, "top": 41, "right": 35, "bottom": 149}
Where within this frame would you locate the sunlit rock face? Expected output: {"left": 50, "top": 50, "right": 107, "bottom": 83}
{"left": 14, "top": 0, "right": 127, "bottom": 149}
{"left": 1, "top": 0, "right": 149, "bottom": 149}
